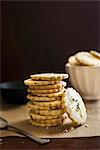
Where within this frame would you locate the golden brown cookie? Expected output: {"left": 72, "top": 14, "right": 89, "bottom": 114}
{"left": 28, "top": 89, "right": 66, "bottom": 98}
{"left": 29, "top": 111, "right": 61, "bottom": 120}
{"left": 24, "top": 79, "right": 60, "bottom": 86}
{"left": 30, "top": 73, "right": 68, "bottom": 81}
{"left": 27, "top": 87, "right": 64, "bottom": 94}
{"left": 31, "top": 109, "right": 65, "bottom": 116}
{"left": 27, "top": 103, "right": 61, "bottom": 110}
{"left": 29, "top": 81, "right": 66, "bottom": 90}
{"left": 30, "top": 116, "right": 64, "bottom": 124}
{"left": 29, "top": 119, "right": 63, "bottom": 127}
{"left": 27, "top": 99, "right": 64, "bottom": 108}
{"left": 26, "top": 94, "right": 61, "bottom": 102}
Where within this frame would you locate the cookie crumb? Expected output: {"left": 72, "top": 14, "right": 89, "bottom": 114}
{"left": 46, "top": 127, "right": 49, "bottom": 129}
{"left": 84, "top": 124, "right": 88, "bottom": 128}
{"left": 64, "top": 129, "right": 69, "bottom": 133}
{"left": 67, "top": 127, "right": 75, "bottom": 132}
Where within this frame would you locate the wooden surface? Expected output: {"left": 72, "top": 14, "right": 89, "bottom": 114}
{"left": 0, "top": 136, "right": 100, "bottom": 150}
{"left": 1, "top": 100, "right": 100, "bottom": 138}
{"left": 0, "top": 99, "right": 100, "bottom": 149}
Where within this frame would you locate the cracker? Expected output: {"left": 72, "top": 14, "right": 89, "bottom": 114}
{"left": 90, "top": 50, "right": 100, "bottom": 59}
{"left": 29, "top": 81, "right": 66, "bottom": 90}
{"left": 24, "top": 79, "right": 59, "bottom": 86}
{"left": 68, "top": 55, "right": 81, "bottom": 66}
{"left": 75, "top": 51, "right": 100, "bottom": 66}
{"left": 64, "top": 88, "right": 87, "bottom": 125}
{"left": 26, "top": 94, "right": 61, "bottom": 102}
{"left": 30, "top": 119, "right": 63, "bottom": 127}
{"left": 30, "top": 73, "right": 68, "bottom": 81}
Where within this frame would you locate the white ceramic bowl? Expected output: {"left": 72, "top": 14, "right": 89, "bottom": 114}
{"left": 65, "top": 63, "right": 100, "bottom": 100}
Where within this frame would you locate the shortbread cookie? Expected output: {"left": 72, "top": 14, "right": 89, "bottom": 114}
{"left": 31, "top": 109, "right": 65, "bottom": 116}
{"left": 24, "top": 79, "right": 59, "bottom": 86}
{"left": 68, "top": 55, "right": 81, "bottom": 66}
{"left": 32, "top": 109, "right": 64, "bottom": 116}
{"left": 29, "top": 111, "right": 61, "bottom": 120}
{"left": 27, "top": 94, "right": 61, "bottom": 102}
{"left": 28, "top": 89, "right": 66, "bottom": 97}
{"left": 29, "top": 81, "right": 66, "bottom": 90}
{"left": 90, "top": 50, "right": 100, "bottom": 59}
{"left": 30, "top": 73, "right": 68, "bottom": 81}
{"left": 30, "top": 119, "right": 63, "bottom": 127}
{"left": 75, "top": 52, "right": 100, "bottom": 66}
{"left": 27, "top": 102, "right": 62, "bottom": 110}
{"left": 27, "top": 101, "right": 64, "bottom": 110}
{"left": 30, "top": 116, "right": 64, "bottom": 124}
{"left": 27, "top": 87, "right": 64, "bottom": 94}
{"left": 27, "top": 99, "right": 64, "bottom": 108}
{"left": 64, "top": 88, "right": 87, "bottom": 125}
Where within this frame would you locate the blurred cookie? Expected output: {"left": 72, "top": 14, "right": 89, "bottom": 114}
{"left": 75, "top": 51, "right": 100, "bottom": 66}
{"left": 30, "top": 73, "right": 68, "bottom": 81}
{"left": 90, "top": 50, "right": 100, "bottom": 59}
{"left": 64, "top": 88, "right": 87, "bottom": 125}
{"left": 68, "top": 55, "right": 81, "bottom": 66}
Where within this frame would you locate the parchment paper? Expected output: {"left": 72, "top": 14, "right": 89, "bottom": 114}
{"left": 0, "top": 99, "right": 100, "bottom": 138}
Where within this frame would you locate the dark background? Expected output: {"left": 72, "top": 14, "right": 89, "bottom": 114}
{"left": 1, "top": 1, "right": 100, "bottom": 82}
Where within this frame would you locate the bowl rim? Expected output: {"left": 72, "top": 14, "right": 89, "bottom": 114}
{"left": 65, "top": 63, "right": 100, "bottom": 68}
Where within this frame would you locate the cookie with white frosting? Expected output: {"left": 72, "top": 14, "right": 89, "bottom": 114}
{"left": 64, "top": 88, "right": 87, "bottom": 125}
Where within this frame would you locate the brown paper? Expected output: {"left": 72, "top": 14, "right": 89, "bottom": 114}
{"left": 0, "top": 99, "right": 100, "bottom": 138}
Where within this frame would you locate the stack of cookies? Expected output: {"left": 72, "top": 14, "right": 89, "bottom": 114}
{"left": 24, "top": 73, "right": 69, "bottom": 127}
{"left": 24, "top": 73, "right": 87, "bottom": 128}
